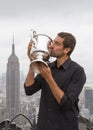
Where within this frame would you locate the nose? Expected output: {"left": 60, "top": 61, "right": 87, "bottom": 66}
{"left": 50, "top": 41, "right": 55, "bottom": 48}
{"left": 48, "top": 42, "right": 54, "bottom": 48}
{"left": 47, "top": 42, "right": 53, "bottom": 52}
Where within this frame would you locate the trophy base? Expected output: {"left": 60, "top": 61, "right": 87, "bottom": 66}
{"left": 30, "top": 50, "right": 49, "bottom": 73}
{"left": 30, "top": 59, "right": 48, "bottom": 73}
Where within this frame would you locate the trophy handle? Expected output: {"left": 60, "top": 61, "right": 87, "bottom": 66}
{"left": 30, "top": 30, "right": 53, "bottom": 48}
{"left": 30, "top": 29, "right": 38, "bottom": 49}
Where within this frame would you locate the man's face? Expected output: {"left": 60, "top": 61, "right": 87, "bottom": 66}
{"left": 48, "top": 36, "right": 66, "bottom": 58}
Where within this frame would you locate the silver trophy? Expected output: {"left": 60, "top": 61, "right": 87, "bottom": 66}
{"left": 30, "top": 29, "right": 52, "bottom": 73}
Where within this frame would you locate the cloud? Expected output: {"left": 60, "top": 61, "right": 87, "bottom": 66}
{"left": 0, "top": 0, "right": 93, "bottom": 18}
{"left": 0, "top": 0, "right": 93, "bottom": 83}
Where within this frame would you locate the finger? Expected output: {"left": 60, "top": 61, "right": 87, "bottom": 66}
{"left": 29, "top": 42, "right": 32, "bottom": 47}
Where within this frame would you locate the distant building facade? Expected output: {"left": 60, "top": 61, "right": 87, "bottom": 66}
{"left": 85, "top": 86, "right": 93, "bottom": 115}
{"left": 6, "top": 41, "right": 20, "bottom": 120}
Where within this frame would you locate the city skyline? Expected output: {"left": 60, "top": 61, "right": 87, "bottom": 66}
{"left": 0, "top": 0, "right": 93, "bottom": 84}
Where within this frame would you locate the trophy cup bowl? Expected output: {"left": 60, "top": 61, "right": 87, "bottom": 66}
{"left": 30, "top": 30, "right": 52, "bottom": 73}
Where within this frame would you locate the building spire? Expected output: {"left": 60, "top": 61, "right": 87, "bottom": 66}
{"left": 12, "top": 33, "right": 15, "bottom": 55}
{"left": 13, "top": 32, "right": 14, "bottom": 44}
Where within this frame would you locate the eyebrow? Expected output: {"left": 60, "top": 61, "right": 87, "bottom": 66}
{"left": 54, "top": 40, "right": 62, "bottom": 45}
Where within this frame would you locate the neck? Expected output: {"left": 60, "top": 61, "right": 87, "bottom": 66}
{"left": 57, "top": 55, "right": 69, "bottom": 68}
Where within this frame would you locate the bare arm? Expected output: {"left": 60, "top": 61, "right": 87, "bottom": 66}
{"left": 27, "top": 41, "right": 33, "bottom": 62}
{"left": 25, "top": 67, "right": 35, "bottom": 86}
{"left": 25, "top": 41, "right": 35, "bottom": 86}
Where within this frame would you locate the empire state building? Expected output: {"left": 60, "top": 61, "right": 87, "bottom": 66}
{"left": 6, "top": 40, "right": 20, "bottom": 120}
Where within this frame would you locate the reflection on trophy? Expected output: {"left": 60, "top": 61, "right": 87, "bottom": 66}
{"left": 30, "top": 29, "right": 53, "bottom": 73}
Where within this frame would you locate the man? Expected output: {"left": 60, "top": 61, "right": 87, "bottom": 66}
{"left": 24, "top": 32, "right": 86, "bottom": 130}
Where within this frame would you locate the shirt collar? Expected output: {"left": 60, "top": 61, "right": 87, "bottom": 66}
{"left": 62, "top": 57, "right": 72, "bottom": 70}
{"left": 50, "top": 57, "right": 72, "bottom": 70}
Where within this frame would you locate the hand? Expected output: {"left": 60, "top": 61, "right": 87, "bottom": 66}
{"left": 27, "top": 41, "right": 33, "bottom": 61}
{"left": 38, "top": 63, "right": 52, "bottom": 80}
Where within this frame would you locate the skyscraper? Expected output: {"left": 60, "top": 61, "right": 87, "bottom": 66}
{"left": 6, "top": 38, "right": 20, "bottom": 120}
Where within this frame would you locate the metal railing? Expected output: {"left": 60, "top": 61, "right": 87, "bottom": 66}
{"left": 0, "top": 113, "right": 37, "bottom": 130}
{"left": 79, "top": 115, "right": 93, "bottom": 130}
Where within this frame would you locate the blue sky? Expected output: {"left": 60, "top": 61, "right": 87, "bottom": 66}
{"left": 0, "top": 0, "right": 93, "bottom": 84}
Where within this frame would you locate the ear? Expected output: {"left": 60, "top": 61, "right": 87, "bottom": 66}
{"left": 64, "top": 48, "right": 71, "bottom": 54}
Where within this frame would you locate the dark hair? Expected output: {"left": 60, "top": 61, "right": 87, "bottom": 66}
{"left": 58, "top": 32, "right": 76, "bottom": 56}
